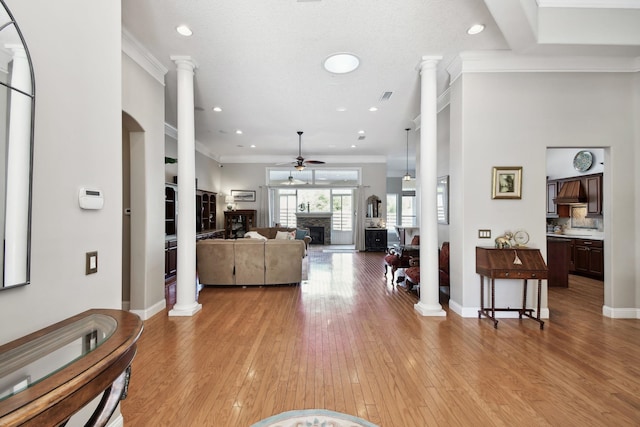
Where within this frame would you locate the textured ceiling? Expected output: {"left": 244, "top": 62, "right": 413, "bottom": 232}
{"left": 121, "top": 0, "right": 640, "bottom": 175}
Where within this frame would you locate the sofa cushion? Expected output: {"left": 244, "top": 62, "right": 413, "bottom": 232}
{"left": 295, "top": 228, "right": 309, "bottom": 240}
{"left": 245, "top": 231, "right": 268, "bottom": 240}
{"left": 275, "top": 230, "right": 295, "bottom": 240}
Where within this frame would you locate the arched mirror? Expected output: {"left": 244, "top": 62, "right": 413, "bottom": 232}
{"left": 366, "top": 195, "right": 381, "bottom": 218}
{"left": 0, "top": 0, "right": 35, "bottom": 290}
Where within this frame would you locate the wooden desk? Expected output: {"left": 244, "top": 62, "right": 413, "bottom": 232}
{"left": 476, "top": 247, "right": 547, "bottom": 329}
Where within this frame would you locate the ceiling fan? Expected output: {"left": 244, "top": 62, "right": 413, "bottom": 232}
{"left": 281, "top": 171, "right": 307, "bottom": 186}
{"left": 279, "top": 131, "right": 326, "bottom": 171}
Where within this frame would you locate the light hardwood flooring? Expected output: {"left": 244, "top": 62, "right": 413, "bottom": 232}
{"left": 121, "top": 248, "right": 640, "bottom": 426}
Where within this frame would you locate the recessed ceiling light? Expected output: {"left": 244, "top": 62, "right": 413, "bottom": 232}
{"left": 235, "top": 130, "right": 243, "bottom": 135}
{"left": 358, "top": 130, "right": 365, "bottom": 134}
{"left": 323, "top": 53, "right": 360, "bottom": 74}
{"left": 351, "top": 144, "right": 357, "bottom": 148}
{"left": 467, "top": 24, "right": 485, "bottom": 35}
{"left": 212, "top": 106, "right": 222, "bottom": 112}
{"left": 369, "top": 107, "right": 378, "bottom": 112}
{"left": 337, "top": 107, "right": 347, "bottom": 112}
{"left": 250, "top": 144, "right": 256, "bottom": 148}
{"left": 176, "top": 25, "right": 193, "bottom": 37}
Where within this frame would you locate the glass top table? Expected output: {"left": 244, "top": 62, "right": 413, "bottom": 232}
{"left": 0, "top": 309, "right": 143, "bottom": 426}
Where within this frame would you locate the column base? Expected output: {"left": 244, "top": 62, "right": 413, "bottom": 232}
{"left": 414, "top": 301, "right": 447, "bottom": 317}
{"left": 168, "top": 302, "right": 202, "bottom": 317}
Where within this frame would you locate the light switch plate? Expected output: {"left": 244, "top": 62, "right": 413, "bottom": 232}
{"left": 478, "top": 229, "right": 491, "bottom": 239}
{"left": 86, "top": 251, "right": 98, "bottom": 275}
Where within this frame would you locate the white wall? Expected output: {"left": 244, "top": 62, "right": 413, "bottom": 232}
{"left": 1, "top": 2, "right": 123, "bottom": 425}
{"left": 546, "top": 148, "right": 604, "bottom": 180}
{"left": 122, "top": 53, "right": 166, "bottom": 316}
{"left": 1, "top": 0, "right": 122, "bottom": 341}
{"left": 449, "top": 71, "right": 638, "bottom": 317}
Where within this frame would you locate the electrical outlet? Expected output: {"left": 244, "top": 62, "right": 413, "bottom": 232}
{"left": 478, "top": 229, "right": 491, "bottom": 239}
{"left": 86, "top": 251, "right": 98, "bottom": 275}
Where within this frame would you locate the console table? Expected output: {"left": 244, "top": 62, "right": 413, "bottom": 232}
{"left": 476, "top": 247, "right": 547, "bottom": 329}
{"left": 0, "top": 309, "right": 143, "bottom": 426}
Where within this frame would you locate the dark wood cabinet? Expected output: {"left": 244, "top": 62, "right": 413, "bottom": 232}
{"left": 165, "top": 184, "right": 177, "bottom": 235}
{"left": 196, "top": 190, "right": 217, "bottom": 233}
{"left": 546, "top": 180, "right": 558, "bottom": 217}
{"left": 585, "top": 174, "right": 602, "bottom": 217}
{"left": 573, "top": 238, "right": 603, "bottom": 280}
{"left": 165, "top": 239, "right": 177, "bottom": 280}
{"left": 224, "top": 210, "right": 256, "bottom": 239}
{"left": 547, "top": 238, "right": 569, "bottom": 287}
{"left": 365, "top": 228, "right": 387, "bottom": 251}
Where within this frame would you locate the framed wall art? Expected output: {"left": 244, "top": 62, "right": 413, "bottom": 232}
{"left": 231, "top": 190, "right": 256, "bottom": 202}
{"left": 491, "top": 167, "right": 522, "bottom": 199}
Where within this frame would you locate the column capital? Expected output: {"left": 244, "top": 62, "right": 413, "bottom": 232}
{"left": 416, "top": 55, "right": 443, "bottom": 72}
{"left": 170, "top": 55, "right": 199, "bottom": 71}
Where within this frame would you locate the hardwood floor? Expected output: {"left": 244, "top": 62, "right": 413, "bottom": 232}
{"left": 122, "top": 249, "right": 640, "bottom": 426}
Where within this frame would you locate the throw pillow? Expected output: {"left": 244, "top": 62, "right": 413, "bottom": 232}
{"left": 295, "top": 228, "right": 309, "bottom": 240}
{"left": 244, "top": 231, "right": 268, "bottom": 240}
{"left": 275, "top": 230, "right": 294, "bottom": 240}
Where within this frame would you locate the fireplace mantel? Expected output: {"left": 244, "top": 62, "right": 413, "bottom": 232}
{"left": 296, "top": 213, "right": 332, "bottom": 218}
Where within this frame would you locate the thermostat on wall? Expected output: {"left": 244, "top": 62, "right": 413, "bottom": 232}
{"left": 79, "top": 188, "right": 104, "bottom": 210}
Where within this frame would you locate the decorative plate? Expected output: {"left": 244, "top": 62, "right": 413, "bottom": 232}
{"left": 514, "top": 230, "right": 529, "bottom": 247}
{"left": 573, "top": 150, "right": 593, "bottom": 172}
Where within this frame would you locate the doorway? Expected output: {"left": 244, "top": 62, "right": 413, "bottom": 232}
{"left": 546, "top": 148, "right": 605, "bottom": 308}
{"left": 331, "top": 190, "right": 353, "bottom": 245}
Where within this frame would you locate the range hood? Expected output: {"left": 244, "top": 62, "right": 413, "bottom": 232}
{"left": 554, "top": 180, "right": 587, "bottom": 204}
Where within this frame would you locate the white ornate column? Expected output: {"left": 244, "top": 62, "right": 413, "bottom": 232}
{"left": 4, "top": 46, "right": 32, "bottom": 286}
{"left": 414, "top": 56, "right": 446, "bottom": 317}
{"left": 169, "top": 56, "right": 202, "bottom": 317}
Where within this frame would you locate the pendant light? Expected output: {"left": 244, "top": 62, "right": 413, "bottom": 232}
{"left": 403, "top": 128, "right": 411, "bottom": 181}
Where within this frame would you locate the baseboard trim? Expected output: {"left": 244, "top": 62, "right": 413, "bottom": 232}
{"left": 129, "top": 299, "right": 166, "bottom": 321}
{"left": 603, "top": 306, "right": 640, "bottom": 318}
{"left": 448, "top": 299, "right": 549, "bottom": 319}
{"left": 107, "top": 413, "right": 124, "bottom": 427}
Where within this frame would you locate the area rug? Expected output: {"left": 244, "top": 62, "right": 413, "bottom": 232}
{"left": 251, "top": 409, "right": 379, "bottom": 427}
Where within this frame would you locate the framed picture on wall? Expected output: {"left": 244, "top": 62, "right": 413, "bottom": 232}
{"left": 437, "top": 175, "right": 449, "bottom": 224}
{"left": 231, "top": 190, "right": 256, "bottom": 202}
{"left": 492, "top": 167, "right": 522, "bottom": 199}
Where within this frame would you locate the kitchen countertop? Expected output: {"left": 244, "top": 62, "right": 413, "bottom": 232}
{"left": 546, "top": 233, "right": 604, "bottom": 241}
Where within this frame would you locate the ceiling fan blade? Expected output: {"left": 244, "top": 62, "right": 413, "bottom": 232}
{"left": 304, "top": 160, "right": 325, "bottom": 165}
{"left": 275, "top": 161, "right": 296, "bottom": 166}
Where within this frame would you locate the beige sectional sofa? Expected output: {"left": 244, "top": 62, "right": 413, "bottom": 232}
{"left": 196, "top": 238, "right": 307, "bottom": 286}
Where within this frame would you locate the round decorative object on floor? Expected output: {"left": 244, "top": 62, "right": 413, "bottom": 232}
{"left": 251, "top": 409, "right": 379, "bottom": 427}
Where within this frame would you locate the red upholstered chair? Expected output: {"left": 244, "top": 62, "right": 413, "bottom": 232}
{"left": 384, "top": 235, "right": 420, "bottom": 282}
{"left": 402, "top": 242, "right": 450, "bottom": 298}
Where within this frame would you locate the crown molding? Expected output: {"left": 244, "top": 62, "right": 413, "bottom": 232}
{"left": 218, "top": 155, "right": 386, "bottom": 164}
{"left": 164, "top": 122, "right": 221, "bottom": 162}
{"left": 412, "top": 87, "right": 451, "bottom": 130}
{"left": 447, "top": 51, "right": 640, "bottom": 84}
{"left": 122, "top": 28, "right": 168, "bottom": 85}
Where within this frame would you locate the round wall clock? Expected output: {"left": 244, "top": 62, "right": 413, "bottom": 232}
{"left": 573, "top": 150, "right": 593, "bottom": 172}
{"left": 513, "top": 230, "right": 530, "bottom": 247}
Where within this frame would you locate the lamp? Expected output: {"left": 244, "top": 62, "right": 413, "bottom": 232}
{"left": 403, "top": 128, "right": 412, "bottom": 181}
{"left": 225, "top": 196, "right": 234, "bottom": 211}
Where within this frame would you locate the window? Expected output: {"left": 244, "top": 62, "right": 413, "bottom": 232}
{"left": 401, "top": 195, "right": 416, "bottom": 226}
{"left": 386, "top": 194, "right": 397, "bottom": 229}
{"left": 279, "top": 189, "right": 297, "bottom": 227}
{"left": 332, "top": 189, "right": 352, "bottom": 231}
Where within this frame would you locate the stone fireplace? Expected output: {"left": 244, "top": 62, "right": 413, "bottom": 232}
{"left": 296, "top": 213, "right": 332, "bottom": 245}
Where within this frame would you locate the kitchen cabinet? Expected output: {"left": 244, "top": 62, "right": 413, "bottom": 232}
{"left": 546, "top": 180, "right": 558, "bottom": 217}
{"left": 547, "top": 238, "right": 569, "bottom": 287}
{"left": 573, "top": 238, "right": 603, "bottom": 280}
{"left": 585, "top": 174, "right": 602, "bottom": 217}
